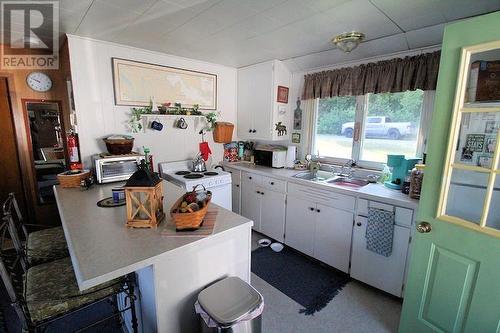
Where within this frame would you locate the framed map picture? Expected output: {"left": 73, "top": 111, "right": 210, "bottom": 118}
{"left": 112, "top": 58, "right": 217, "bottom": 110}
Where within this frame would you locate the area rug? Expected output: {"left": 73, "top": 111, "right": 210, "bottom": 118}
{"left": 251, "top": 246, "right": 350, "bottom": 315}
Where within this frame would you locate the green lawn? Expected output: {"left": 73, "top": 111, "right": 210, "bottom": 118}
{"left": 315, "top": 134, "right": 419, "bottom": 163}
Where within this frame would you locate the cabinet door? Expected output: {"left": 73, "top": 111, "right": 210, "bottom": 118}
{"left": 237, "top": 67, "right": 255, "bottom": 139}
{"left": 260, "top": 189, "right": 286, "bottom": 242}
{"left": 284, "top": 196, "right": 315, "bottom": 256}
{"left": 238, "top": 62, "right": 273, "bottom": 140}
{"left": 313, "top": 205, "right": 353, "bottom": 273}
{"left": 241, "top": 181, "right": 261, "bottom": 231}
{"left": 350, "top": 216, "right": 410, "bottom": 297}
{"left": 232, "top": 182, "right": 241, "bottom": 214}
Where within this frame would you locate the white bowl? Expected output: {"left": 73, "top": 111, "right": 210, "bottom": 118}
{"left": 270, "top": 242, "right": 284, "bottom": 252}
{"left": 258, "top": 238, "right": 271, "bottom": 247}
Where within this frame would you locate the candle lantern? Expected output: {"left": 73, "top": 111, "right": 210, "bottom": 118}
{"left": 124, "top": 160, "right": 164, "bottom": 228}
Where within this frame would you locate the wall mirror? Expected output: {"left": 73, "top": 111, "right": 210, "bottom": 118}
{"left": 438, "top": 41, "right": 500, "bottom": 236}
{"left": 23, "top": 100, "right": 66, "bottom": 204}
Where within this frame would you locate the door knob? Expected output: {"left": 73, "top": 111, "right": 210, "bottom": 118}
{"left": 416, "top": 222, "right": 432, "bottom": 233}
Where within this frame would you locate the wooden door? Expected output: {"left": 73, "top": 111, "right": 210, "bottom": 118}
{"left": 0, "top": 78, "right": 26, "bottom": 213}
{"left": 260, "top": 189, "right": 286, "bottom": 242}
{"left": 399, "top": 13, "right": 500, "bottom": 332}
{"left": 241, "top": 180, "right": 261, "bottom": 231}
{"left": 284, "top": 195, "right": 316, "bottom": 256}
{"left": 313, "top": 204, "right": 353, "bottom": 273}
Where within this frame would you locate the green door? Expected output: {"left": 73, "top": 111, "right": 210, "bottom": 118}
{"left": 399, "top": 12, "right": 500, "bottom": 333}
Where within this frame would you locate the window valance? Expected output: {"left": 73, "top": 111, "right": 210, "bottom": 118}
{"left": 302, "top": 51, "right": 441, "bottom": 100}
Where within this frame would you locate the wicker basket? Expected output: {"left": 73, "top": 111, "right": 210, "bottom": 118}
{"left": 104, "top": 138, "right": 134, "bottom": 155}
{"left": 213, "top": 122, "right": 234, "bottom": 143}
{"left": 57, "top": 170, "right": 91, "bottom": 188}
{"left": 170, "top": 185, "right": 212, "bottom": 230}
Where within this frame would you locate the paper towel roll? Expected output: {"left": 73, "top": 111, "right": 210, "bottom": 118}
{"left": 286, "top": 145, "right": 296, "bottom": 168}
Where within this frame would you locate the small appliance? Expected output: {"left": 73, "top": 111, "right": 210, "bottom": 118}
{"left": 286, "top": 145, "right": 296, "bottom": 168}
{"left": 254, "top": 145, "right": 287, "bottom": 168}
{"left": 92, "top": 153, "right": 145, "bottom": 184}
{"left": 384, "top": 155, "right": 420, "bottom": 190}
{"left": 159, "top": 160, "right": 232, "bottom": 210}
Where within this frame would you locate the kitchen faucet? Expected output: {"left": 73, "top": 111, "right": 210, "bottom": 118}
{"left": 339, "top": 159, "right": 356, "bottom": 178}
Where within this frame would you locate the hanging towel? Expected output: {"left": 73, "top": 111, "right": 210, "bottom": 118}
{"left": 365, "top": 207, "right": 395, "bottom": 257}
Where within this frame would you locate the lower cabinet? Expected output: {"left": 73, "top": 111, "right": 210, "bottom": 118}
{"left": 260, "top": 190, "right": 286, "bottom": 242}
{"left": 241, "top": 180, "right": 261, "bottom": 231}
{"left": 285, "top": 195, "right": 353, "bottom": 273}
{"left": 314, "top": 204, "right": 353, "bottom": 273}
{"left": 241, "top": 179, "right": 286, "bottom": 242}
{"left": 284, "top": 196, "right": 316, "bottom": 256}
{"left": 350, "top": 216, "right": 411, "bottom": 297}
{"left": 231, "top": 182, "right": 241, "bottom": 214}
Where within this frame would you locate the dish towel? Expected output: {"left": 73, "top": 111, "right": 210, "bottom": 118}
{"left": 365, "top": 207, "right": 395, "bottom": 257}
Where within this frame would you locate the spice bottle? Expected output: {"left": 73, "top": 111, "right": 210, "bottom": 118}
{"left": 409, "top": 164, "right": 425, "bottom": 199}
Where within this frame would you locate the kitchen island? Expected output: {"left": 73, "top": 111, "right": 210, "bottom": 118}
{"left": 54, "top": 181, "right": 253, "bottom": 333}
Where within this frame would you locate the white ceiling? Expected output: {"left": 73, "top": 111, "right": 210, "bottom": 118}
{"left": 14, "top": 0, "right": 500, "bottom": 70}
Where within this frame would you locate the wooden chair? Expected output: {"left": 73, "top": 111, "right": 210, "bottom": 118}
{"left": 0, "top": 217, "right": 139, "bottom": 333}
{"left": 2, "top": 193, "right": 68, "bottom": 268}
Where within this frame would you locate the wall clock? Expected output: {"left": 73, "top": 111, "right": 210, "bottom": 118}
{"left": 26, "top": 72, "right": 52, "bottom": 92}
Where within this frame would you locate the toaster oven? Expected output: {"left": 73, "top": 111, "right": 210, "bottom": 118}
{"left": 92, "top": 154, "right": 145, "bottom": 183}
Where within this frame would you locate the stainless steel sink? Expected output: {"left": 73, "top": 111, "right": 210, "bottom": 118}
{"left": 293, "top": 171, "right": 331, "bottom": 182}
{"left": 327, "top": 177, "right": 369, "bottom": 187}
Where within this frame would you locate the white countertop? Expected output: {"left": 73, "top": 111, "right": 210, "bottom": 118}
{"left": 54, "top": 181, "right": 253, "bottom": 290}
{"left": 224, "top": 161, "right": 419, "bottom": 210}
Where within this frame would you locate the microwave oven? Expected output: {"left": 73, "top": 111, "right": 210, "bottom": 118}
{"left": 92, "top": 154, "right": 145, "bottom": 183}
{"left": 254, "top": 149, "right": 287, "bottom": 168}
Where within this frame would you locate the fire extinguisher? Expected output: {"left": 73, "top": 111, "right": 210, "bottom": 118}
{"left": 67, "top": 129, "right": 82, "bottom": 170}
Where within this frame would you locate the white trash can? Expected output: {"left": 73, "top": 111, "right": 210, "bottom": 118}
{"left": 195, "top": 276, "right": 264, "bottom": 333}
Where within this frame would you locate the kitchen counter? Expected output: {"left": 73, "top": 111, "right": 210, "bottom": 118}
{"left": 223, "top": 161, "right": 419, "bottom": 210}
{"left": 55, "top": 181, "right": 253, "bottom": 333}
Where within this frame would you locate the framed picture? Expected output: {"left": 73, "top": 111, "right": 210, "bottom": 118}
{"left": 465, "top": 134, "right": 485, "bottom": 152}
{"left": 485, "top": 120, "right": 499, "bottom": 134}
{"left": 277, "top": 86, "right": 289, "bottom": 104}
{"left": 485, "top": 136, "right": 496, "bottom": 153}
{"left": 112, "top": 58, "right": 217, "bottom": 109}
{"left": 292, "top": 132, "right": 301, "bottom": 144}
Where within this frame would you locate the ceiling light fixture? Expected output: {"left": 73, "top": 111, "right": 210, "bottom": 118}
{"left": 332, "top": 32, "right": 365, "bottom": 53}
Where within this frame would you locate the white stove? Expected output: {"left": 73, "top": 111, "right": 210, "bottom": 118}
{"left": 159, "top": 160, "right": 232, "bottom": 210}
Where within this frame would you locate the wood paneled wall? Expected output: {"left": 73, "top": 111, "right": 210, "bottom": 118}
{"left": 0, "top": 40, "right": 72, "bottom": 224}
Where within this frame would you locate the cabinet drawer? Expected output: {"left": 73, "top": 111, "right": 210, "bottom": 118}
{"left": 261, "top": 176, "right": 286, "bottom": 192}
{"left": 358, "top": 199, "right": 413, "bottom": 227}
{"left": 288, "top": 183, "right": 355, "bottom": 211}
{"left": 242, "top": 172, "right": 262, "bottom": 184}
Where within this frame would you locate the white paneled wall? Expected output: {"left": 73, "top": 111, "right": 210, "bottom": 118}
{"left": 67, "top": 35, "right": 237, "bottom": 168}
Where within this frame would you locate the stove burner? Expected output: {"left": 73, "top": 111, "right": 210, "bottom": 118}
{"left": 183, "top": 173, "right": 204, "bottom": 179}
{"left": 204, "top": 172, "right": 218, "bottom": 176}
{"left": 175, "top": 171, "right": 191, "bottom": 175}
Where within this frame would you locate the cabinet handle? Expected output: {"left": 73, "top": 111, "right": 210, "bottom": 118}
{"left": 248, "top": 176, "right": 252, "bottom": 179}
{"left": 256, "top": 191, "right": 260, "bottom": 194}
{"left": 248, "top": 129, "right": 252, "bottom": 133}
{"left": 316, "top": 209, "right": 321, "bottom": 213}
{"left": 356, "top": 222, "right": 362, "bottom": 227}
{"left": 252, "top": 129, "right": 256, "bottom": 133}
{"left": 236, "top": 184, "right": 239, "bottom": 187}
{"left": 270, "top": 182, "right": 275, "bottom": 185}
{"left": 309, "top": 207, "right": 314, "bottom": 211}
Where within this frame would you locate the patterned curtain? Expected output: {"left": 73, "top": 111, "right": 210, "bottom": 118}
{"left": 302, "top": 51, "right": 441, "bottom": 100}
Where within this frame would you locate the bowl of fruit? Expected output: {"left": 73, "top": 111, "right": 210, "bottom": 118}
{"left": 170, "top": 184, "right": 212, "bottom": 230}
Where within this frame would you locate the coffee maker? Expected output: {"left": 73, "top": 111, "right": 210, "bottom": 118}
{"left": 384, "top": 155, "right": 420, "bottom": 190}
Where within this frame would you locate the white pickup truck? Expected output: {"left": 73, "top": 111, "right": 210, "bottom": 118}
{"left": 342, "top": 116, "right": 416, "bottom": 139}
